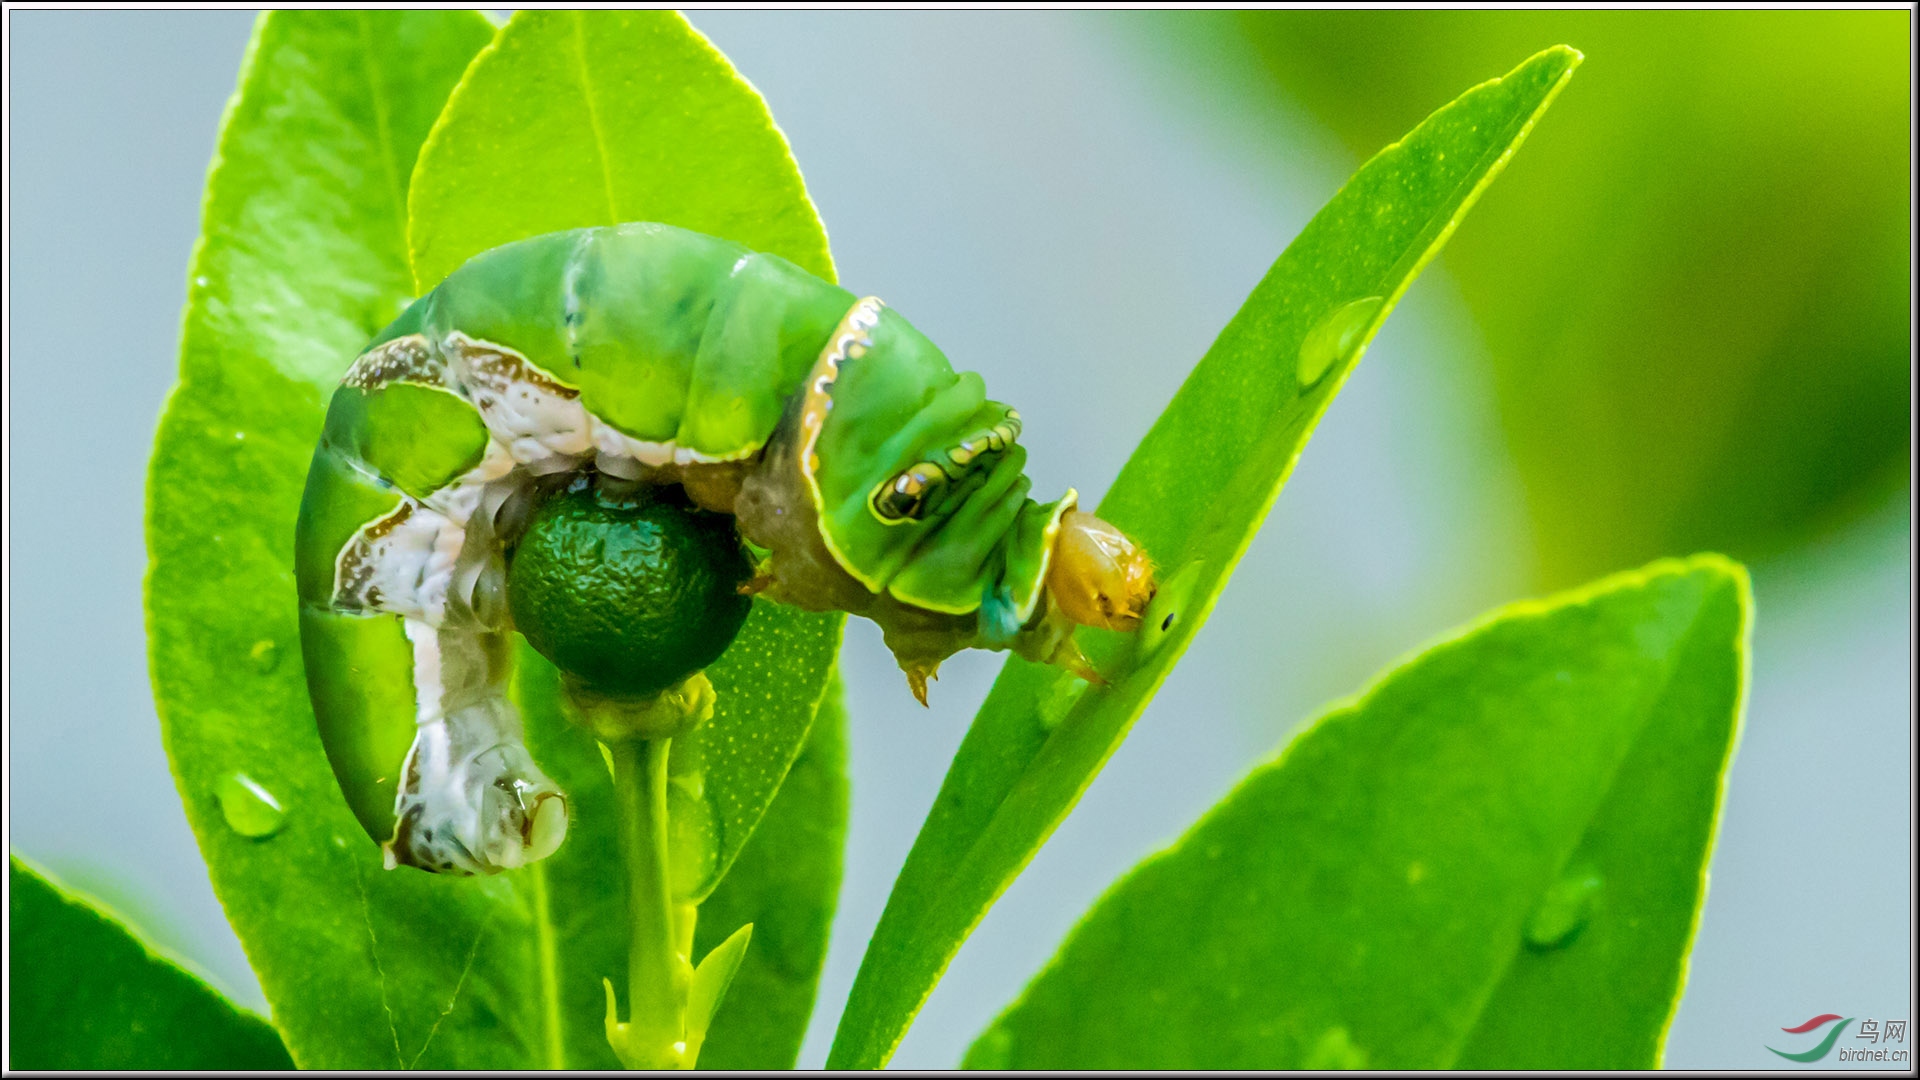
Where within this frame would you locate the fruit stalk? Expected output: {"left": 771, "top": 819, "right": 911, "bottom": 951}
{"left": 605, "top": 735, "right": 695, "bottom": 1069}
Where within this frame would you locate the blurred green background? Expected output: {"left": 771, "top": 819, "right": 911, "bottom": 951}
{"left": 1187, "top": 10, "right": 1910, "bottom": 588}
{"left": 7, "top": 10, "right": 1909, "bottom": 1071}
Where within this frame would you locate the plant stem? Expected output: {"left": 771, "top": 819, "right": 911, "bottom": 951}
{"left": 610, "top": 736, "right": 690, "bottom": 1068}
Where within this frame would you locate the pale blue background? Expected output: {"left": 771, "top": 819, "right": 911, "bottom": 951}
{"left": 7, "top": 10, "right": 1910, "bottom": 1069}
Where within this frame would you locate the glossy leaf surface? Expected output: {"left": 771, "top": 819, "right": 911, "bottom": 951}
{"left": 968, "top": 556, "right": 1751, "bottom": 1069}
{"left": 695, "top": 674, "right": 851, "bottom": 1070}
{"left": 408, "top": 8, "right": 832, "bottom": 292}
{"left": 8, "top": 855, "right": 295, "bottom": 1071}
{"left": 1223, "top": 11, "right": 1910, "bottom": 585}
{"left": 147, "top": 10, "right": 843, "bottom": 1067}
{"left": 830, "top": 46, "right": 1582, "bottom": 1068}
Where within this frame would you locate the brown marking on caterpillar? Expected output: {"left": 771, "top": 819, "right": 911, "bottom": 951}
{"left": 333, "top": 502, "right": 414, "bottom": 610}
{"left": 450, "top": 332, "right": 581, "bottom": 400}
{"left": 343, "top": 334, "right": 443, "bottom": 389}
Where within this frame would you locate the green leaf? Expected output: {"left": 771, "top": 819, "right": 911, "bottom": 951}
{"left": 148, "top": 10, "right": 845, "bottom": 1069}
{"left": 687, "top": 924, "right": 754, "bottom": 1051}
{"left": 1219, "top": 11, "right": 1910, "bottom": 585}
{"left": 694, "top": 672, "right": 851, "bottom": 1070}
{"left": 407, "top": 8, "right": 833, "bottom": 292}
{"left": 8, "top": 855, "right": 295, "bottom": 1070}
{"left": 147, "top": 11, "right": 529, "bottom": 1069}
{"left": 967, "top": 555, "right": 1751, "bottom": 1069}
{"left": 829, "top": 46, "right": 1582, "bottom": 1068}
{"left": 407, "top": 8, "right": 844, "bottom": 891}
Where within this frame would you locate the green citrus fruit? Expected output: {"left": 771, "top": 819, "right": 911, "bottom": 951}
{"left": 508, "top": 485, "right": 753, "bottom": 698}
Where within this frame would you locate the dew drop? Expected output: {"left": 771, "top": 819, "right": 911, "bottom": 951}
{"left": 194, "top": 275, "right": 209, "bottom": 288}
{"left": 1297, "top": 296, "right": 1385, "bottom": 389}
{"left": 1139, "top": 561, "right": 1207, "bottom": 661}
{"left": 247, "top": 639, "right": 280, "bottom": 673}
{"left": 217, "top": 772, "right": 286, "bottom": 838}
{"left": 1524, "top": 865, "right": 1603, "bottom": 949}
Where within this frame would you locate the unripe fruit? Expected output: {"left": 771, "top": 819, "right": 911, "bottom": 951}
{"left": 508, "top": 485, "right": 753, "bottom": 699}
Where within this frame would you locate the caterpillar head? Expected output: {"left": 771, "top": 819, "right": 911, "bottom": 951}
{"left": 386, "top": 701, "right": 571, "bottom": 875}
{"left": 1046, "top": 510, "right": 1156, "bottom": 631}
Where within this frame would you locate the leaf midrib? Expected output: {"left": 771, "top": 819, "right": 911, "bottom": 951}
{"left": 1444, "top": 583, "right": 1714, "bottom": 1068}
{"left": 567, "top": 11, "right": 621, "bottom": 224}
{"left": 356, "top": 11, "right": 410, "bottom": 244}
{"left": 529, "top": 861, "right": 568, "bottom": 1068}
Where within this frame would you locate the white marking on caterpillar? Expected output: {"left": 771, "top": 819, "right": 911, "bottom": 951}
{"left": 343, "top": 334, "right": 444, "bottom": 388}
{"left": 420, "top": 443, "right": 517, "bottom": 527}
{"left": 441, "top": 332, "right": 744, "bottom": 476}
{"left": 588, "top": 424, "right": 749, "bottom": 471}
{"left": 796, "top": 296, "right": 887, "bottom": 586}
{"left": 591, "top": 422, "right": 677, "bottom": 470}
{"left": 334, "top": 500, "right": 465, "bottom": 626}
{"left": 448, "top": 332, "right": 595, "bottom": 473}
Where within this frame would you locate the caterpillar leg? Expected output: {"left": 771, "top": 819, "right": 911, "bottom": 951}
{"left": 904, "top": 661, "right": 940, "bottom": 708}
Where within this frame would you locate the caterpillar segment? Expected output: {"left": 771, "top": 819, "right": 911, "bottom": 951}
{"left": 297, "top": 223, "right": 1156, "bottom": 873}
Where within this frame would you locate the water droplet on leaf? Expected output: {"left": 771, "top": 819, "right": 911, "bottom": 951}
{"left": 217, "top": 773, "right": 286, "bottom": 838}
{"left": 1524, "top": 865, "right": 1603, "bottom": 949}
{"left": 248, "top": 639, "right": 279, "bottom": 673}
{"left": 1297, "top": 296, "right": 1385, "bottom": 389}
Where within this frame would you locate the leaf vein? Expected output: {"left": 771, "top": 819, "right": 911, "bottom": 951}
{"left": 348, "top": 851, "right": 406, "bottom": 1068}
{"left": 408, "top": 915, "right": 489, "bottom": 1068}
{"left": 355, "top": 11, "right": 410, "bottom": 238}
{"left": 1447, "top": 590, "right": 1713, "bottom": 1066}
{"left": 568, "top": 12, "right": 621, "bottom": 222}
{"left": 530, "top": 862, "right": 568, "bottom": 1068}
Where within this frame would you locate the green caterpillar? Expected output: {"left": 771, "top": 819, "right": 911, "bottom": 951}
{"left": 296, "top": 222, "right": 1157, "bottom": 875}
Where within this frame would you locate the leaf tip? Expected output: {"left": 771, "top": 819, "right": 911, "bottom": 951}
{"left": 1509, "top": 44, "right": 1583, "bottom": 96}
{"left": 1674, "top": 551, "right": 1753, "bottom": 609}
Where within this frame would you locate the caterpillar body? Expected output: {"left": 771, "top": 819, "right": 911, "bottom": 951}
{"left": 296, "top": 222, "right": 1156, "bottom": 875}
